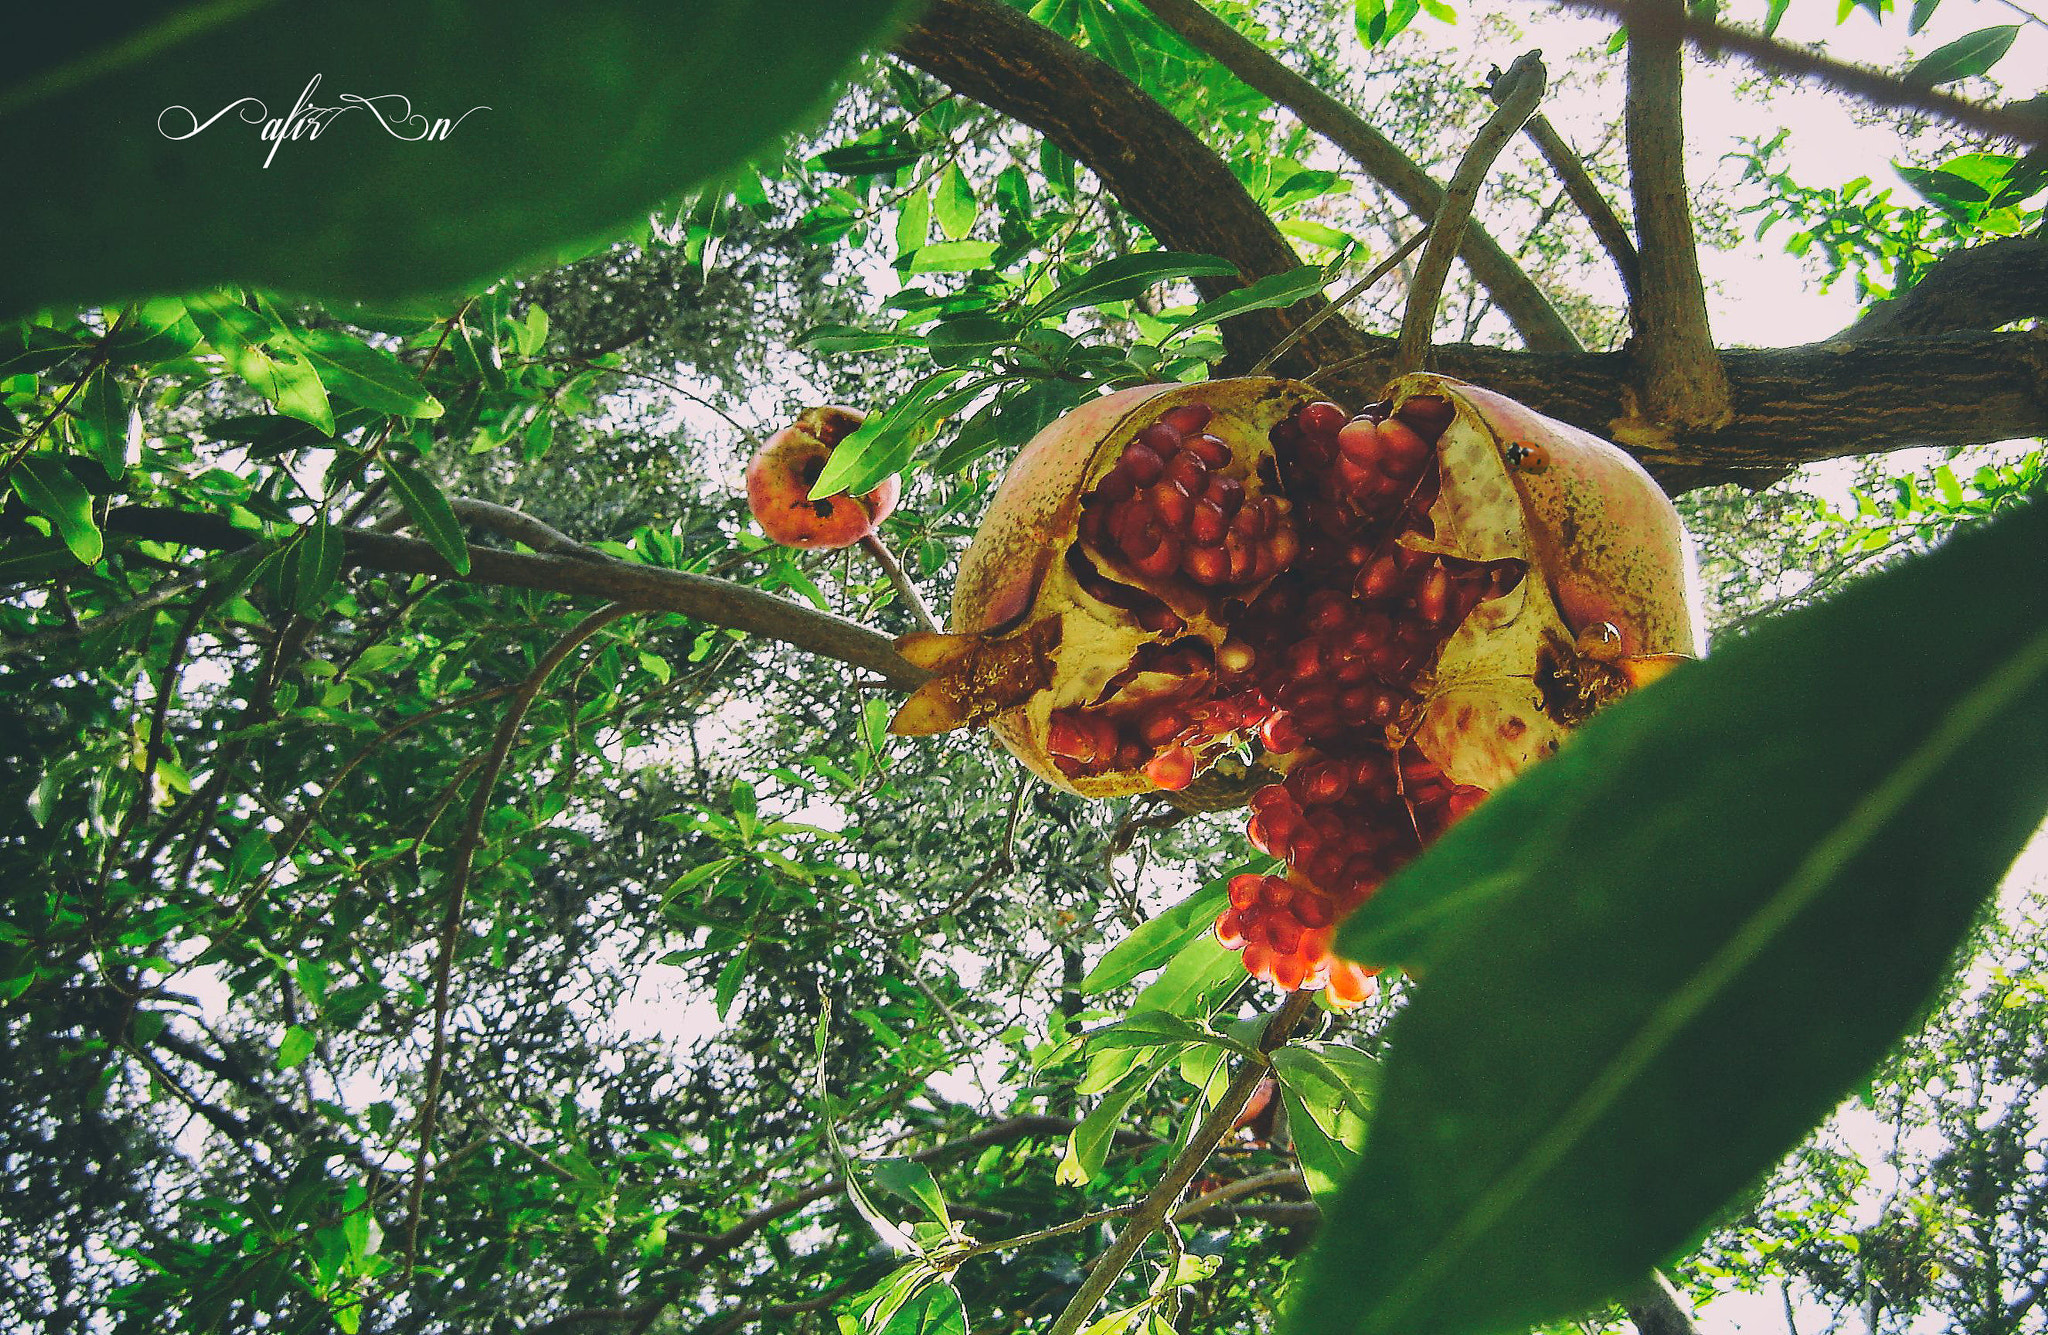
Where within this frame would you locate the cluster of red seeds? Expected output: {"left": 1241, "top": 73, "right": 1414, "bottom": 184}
{"left": 1075, "top": 402, "right": 1302, "bottom": 591}
{"left": 1048, "top": 394, "right": 1517, "bottom": 1006}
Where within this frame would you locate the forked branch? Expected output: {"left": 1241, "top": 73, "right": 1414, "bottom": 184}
{"left": 1396, "top": 54, "right": 1549, "bottom": 375}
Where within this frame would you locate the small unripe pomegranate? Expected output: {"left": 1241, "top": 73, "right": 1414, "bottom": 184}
{"left": 747, "top": 405, "right": 899, "bottom": 549}
{"left": 891, "top": 375, "right": 1702, "bottom": 1005}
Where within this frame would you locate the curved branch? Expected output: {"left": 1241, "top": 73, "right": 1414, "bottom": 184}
{"left": 1397, "top": 53, "right": 1548, "bottom": 374}
{"left": 101, "top": 507, "right": 930, "bottom": 690}
{"left": 893, "top": 0, "right": 1371, "bottom": 377}
{"left": 1838, "top": 235, "right": 2048, "bottom": 341}
{"left": 1625, "top": 0, "right": 1733, "bottom": 429}
{"left": 1126, "top": 0, "right": 1582, "bottom": 352}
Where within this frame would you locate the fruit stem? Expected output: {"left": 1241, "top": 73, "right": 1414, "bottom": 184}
{"left": 860, "top": 533, "right": 941, "bottom": 634}
{"left": 1045, "top": 987, "right": 1319, "bottom": 1335}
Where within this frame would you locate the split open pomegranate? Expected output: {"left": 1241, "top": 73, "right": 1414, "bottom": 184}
{"left": 892, "top": 374, "right": 1701, "bottom": 1007}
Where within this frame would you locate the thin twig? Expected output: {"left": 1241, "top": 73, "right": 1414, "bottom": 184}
{"left": 1046, "top": 989, "right": 1319, "bottom": 1335}
{"left": 859, "top": 532, "right": 940, "bottom": 633}
{"left": 1559, "top": 0, "right": 2048, "bottom": 149}
{"left": 1396, "top": 53, "right": 1549, "bottom": 376}
{"left": 0, "top": 570, "right": 199, "bottom": 659}
{"left": 1516, "top": 110, "right": 1641, "bottom": 305}
{"left": 1249, "top": 227, "right": 1432, "bottom": 377}
{"left": 402, "top": 603, "right": 634, "bottom": 1269}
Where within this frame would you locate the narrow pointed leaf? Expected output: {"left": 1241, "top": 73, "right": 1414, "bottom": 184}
{"left": 1028, "top": 252, "right": 1239, "bottom": 321}
{"left": 1289, "top": 504, "right": 2048, "bottom": 1335}
{"left": 11, "top": 455, "right": 102, "bottom": 564}
{"left": 1902, "top": 25, "right": 2019, "bottom": 86}
{"left": 382, "top": 461, "right": 471, "bottom": 574}
{"left": 294, "top": 329, "right": 443, "bottom": 418}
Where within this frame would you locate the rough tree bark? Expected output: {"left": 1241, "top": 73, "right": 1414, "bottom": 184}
{"left": 1622, "top": 0, "right": 1733, "bottom": 434}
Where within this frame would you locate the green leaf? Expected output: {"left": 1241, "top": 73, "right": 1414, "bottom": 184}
{"left": 934, "top": 163, "right": 977, "bottom": 241}
{"left": 881, "top": 1280, "right": 967, "bottom": 1335}
{"left": 279, "top": 520, "right": 345, "bottom": 614}
{"left": 896, "top": 185, "right": 933, "bottom": 259}
{"left": 278, "top": 1025, "right": 318, "bottom": 1070}
{"left": 1085, "top": 1009, "right": 1255, "bottom": 1060}
{"left": 871, "top": 1157, "right": 951, "bottom": 1226}
{"left": 1132, "top": 933, "right": 1246, "bottom": 1018}
{"left": 906, "top": 241, "right": 1000, "bottom": 274}
{"left": 924, "top": 315, "right": 1017, "bottom": 368}
{"left": 1083, "top": 864, "right": 1268, "bottom": 992}
{"left": 2, "top": 1, "right": 924, "bottom": 317}
{"left": 810, "top": 368, "right": 973, "bottom": 499}
{"left": 1060, "top": 1048, "right": 1176, "bottom": 1184}
{"left": 106, "top": 297, "right": 205, "bottom": 366}
{"left": 1902, "top": 25, "right": 2019, "bottom": 86}
{"left": 382, "top": 460, "right": 471, "bottom": 575}
{"left": 1168, "top": 266, "right": 1326, "bottom": 335}
{"left": 72, "top": 369, "right": 132, "bottom": 478}
{"left": 186, "top": 293, "right": 334, "bottom": 433}
{"left": 1028, "top": 252, "right": 1239, "bottom": 321}
{"left": 293, "top": 329, "right": 442, "bottom": 418}
{"left": 1288, "top": 503, "right": 2048, "bottom": 1335}
{"left": 11, "top": 455, "right": 102, "bottom": 564}
{"left": 1907, "top": 0, "right": 1941, "bottom": 33}
{"left": 930, "top": 380, "right": 1085, "bottom": 475}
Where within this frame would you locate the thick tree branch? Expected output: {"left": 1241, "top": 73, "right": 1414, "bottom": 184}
{"left": 1312, "top": 330, "right": 2048, "bottom": 491}
{"left": 893, "top": 0, "right": 1371, "bottom": 377}
{"left": 1397, "top": 54, "right": 1548, "bottom": 374}
{"left": 100, "top": 507, "right": 930, "bottom": 690}
{"left": 1625, "top": 0, "right": 1733, "bottom": 430}
{"left": 1562, "top": 0, "right": 2048, "bottom": 151}
{"left": 1839, "top": 235, "right": 2048, "bottom": 341}
{"left": 1126, "top": 0, "right": 1582, "bottom": 352}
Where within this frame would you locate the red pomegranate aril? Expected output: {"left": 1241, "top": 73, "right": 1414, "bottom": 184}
{"left": 1121, "top": 441, "right": 1168, "bottom": 484}
{"left": 1217, "top": 639, "right": 1256, "bottom": 674}
{"left": 1139, "top": 708, "right": 1186, "bottom": 746}
{"left": 1243, "top": 942, "right": 1276, "bottom": 984}
{"left": 1131, "top": 534, "right": 1181, "bottom": 580}
{"left": 1096, "top": 471, "right": 1137, "bottom": 505}
{"left": 1149, "top": 482, "right": 1194, "bottom": 529}
{"left": 1268, "top": 916, "right": 1304, "bottom": 956}
{"left": 1190, "top": 501, "right": 1230, "bottom": 545}
{"left": 1185, "top": 544, "right": 1229, "bottom": 585}
{"left": 1297, "top": 401, "right": 1346, "bottom": 436}
{"left": 1395, "top": 395, "right": 1455, "bottom": 438}
{"left": 1204, "top": 473, "right": 1245, "bottom": 514}
{"left": 1187, "top": 433, "right": 1232, "bottom": 468}
{"left": 1215, "top": 908, "right": 1246, "bottom": 949}
{"left": 1229, "top": 873, "right": 1265, "bottom": 912}
{"left": 1377, "top": 419, "right": 1432, "bottom": 474}
{"left": 1418, "top": 565, "right": 1451, "bottom": 623}
{"left": 1250, "top": 784, "right": 1292, "bottom": 817}
{"left": 1294, "top": 893, "right": 1336, "bottom": 929}
{"left": 1359, "top": 555, "right": 1404, "bottom": 601}
{"left": 1265, "top": 525, "right": 1301, "bottom": 571}
{"left": 1327, "top": 960, "right": 1376, "bottom": 1008}
{"left": 1160, "top": 403, "right": 1213, "bottom": 436}
{"left": 1272, "top": 949, "right": 1308, "bottom": 992}
{"left": 1165, "top": 450, "right": 1208, "bottom": 495}
{"left": 1224, "top": 531, "right": 1258, "bottom": 583}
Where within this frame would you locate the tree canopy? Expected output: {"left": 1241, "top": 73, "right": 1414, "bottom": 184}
{"left": 2, "top": 2, "right": 2045, "bottom": 1334}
